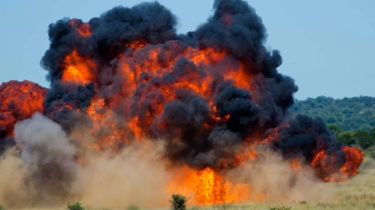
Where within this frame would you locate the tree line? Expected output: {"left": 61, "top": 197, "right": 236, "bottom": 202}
{"left": 290, "top": 96, "right": 375, "bottom": 131}
{"left": 290, "top": 96, "right": 375, "bottom": 157}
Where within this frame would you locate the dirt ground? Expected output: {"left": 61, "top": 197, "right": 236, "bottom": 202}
{"left": 8, "top": 158, "right": 375, "bottom": 210}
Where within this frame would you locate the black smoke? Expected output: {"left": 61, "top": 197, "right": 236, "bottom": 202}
{"left": 41, "top": 0, "right": 352, "bottom": 172}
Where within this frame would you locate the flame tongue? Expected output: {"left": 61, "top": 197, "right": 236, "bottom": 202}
{"left": 340, "top": 146, "right": 363, "bottom": 177}
{"left": 168, "top": 167, "right": 252, "bottom": 205}
{"left": 61, "top": 49, "right": 97, "bottom": 85}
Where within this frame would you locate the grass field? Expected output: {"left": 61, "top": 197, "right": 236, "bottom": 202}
{"left": 196, "top": 157, "right": 375, "bottom": 210}
{"left": 8, "top": 158, "right": 375, "bottom": 210}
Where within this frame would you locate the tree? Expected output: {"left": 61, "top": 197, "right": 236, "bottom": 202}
{"left": 290, "top": 96, "right": 375, "bottom": 131}
{"left": 170, "top": 194, "right": 187, "bottom": 210}
{"left": 370, "top": 128, "right": 375, "bottom": 136}
{"left": 337, "top": 131, "right": 356, "bottom": 145}
{"left": 354, "top": 130, "right": 375, "bottom": 149}
{"left": 328, "top": 124, "right": 342, "bottom": 136}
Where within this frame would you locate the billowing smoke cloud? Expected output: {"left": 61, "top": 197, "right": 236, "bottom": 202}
{"left": 225, "top": 147, "right": 335, "bottom": 203}
{"left": 14, "top": 113, "right": 77, "bottom": 203}
{"left": 0, "top": 0, "right": 363, "bottom": 208}
{"left": 0, "top": 113, "right": 77, "bottom": 207}
{"left": 0, "top": 115, "right": 171, "bottom": 208}
{"left": 73, "top": 141, "right": 171, "bottom": 209}
{"left": 39, "top": 0, "right": 300, "bottom": 170}
{"left": 267, "top": 115, "right": 363, "bottom": 181}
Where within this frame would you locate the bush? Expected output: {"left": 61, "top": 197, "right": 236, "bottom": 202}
{"left": 67, "top": 202, "right": 84, "bottom": 210}
{"left": 0, "top": 205, "right": 5, "bottom": 210}
{"left": 170, "top": 194, "right": 187, "bottom": 210}
{"left": 354, "top": 130, "right": 375, "bottom": 149}
{"left": 126, "top": 204, "right": 140, "bottom": 210}
{"left": 328, "top": 124, "right": 341, "bottom": 136}
{"left": 337, "top": 131, "right": 356, "bottom": 145}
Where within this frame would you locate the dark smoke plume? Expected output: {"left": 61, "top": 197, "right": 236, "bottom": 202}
{"left": 38, "top": 0, "right": 301, "bottom": 170}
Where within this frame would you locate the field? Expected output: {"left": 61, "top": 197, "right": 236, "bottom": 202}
{"left": 8, "top": 157, "right": 374, "bottom": 210}
{"left": 156, "top": 157, "right": 375, "bottom": 210}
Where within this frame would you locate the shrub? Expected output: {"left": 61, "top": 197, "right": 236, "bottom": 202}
{"left": 170, "top": 194, "right": 187, "bottom": 210}
{"left": 126, "top": 204, "right": 140, "bottom": 210}
{"left": 67, "top": 202, "right": 84, "bottom": 210}
{"left": 337, "top": 131, "right": 356, "bottom": 145}
{"left": 0, "top": 205, "right": 5, "bottom": 210}
{"left": 354, "top": 130, "right": 375, "bottom": 149}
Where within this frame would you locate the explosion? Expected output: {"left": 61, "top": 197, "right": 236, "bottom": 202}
{"left": 0, "top": 0, "right": 363, "bottom": 208}
{"left": 0, "top": 81, "right": 46, "bottom": 151}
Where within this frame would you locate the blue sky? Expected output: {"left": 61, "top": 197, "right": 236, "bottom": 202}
{"left": 0, "top": 0, "right": 374, "bottom": 99}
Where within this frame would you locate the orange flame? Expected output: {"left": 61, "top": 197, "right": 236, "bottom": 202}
{"left": 167, "top": 167, "right": 251, "bottom": 205}
{"left": 69, "top": 19, "right": 91, "bottom": 37}
{"left": 311, "top": 146, "right": 363, "bottom": 182}
{"left": 41, "top": 21, "right": 363, "bottom": 205}
{"left": 339, "top": 146, "right": 363, "bottom": 178}
{"left": 61, "top": 49, "right": 97, "bottom": 84}
{"left": 0, "top": 81, "right": 46, "bottom": 137}
{"left": 111, "top": 42, "right": 254, "bottom": 139}
{"left": 290, "top": 158, "right": 303, "bottom": 172}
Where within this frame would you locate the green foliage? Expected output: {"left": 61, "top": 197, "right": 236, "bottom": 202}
{"left": 354, "top": 130, "right": 375, "bottom": 149}
{"left": 126, "top": 204, "right": 140, "bottom": 210}
{"left": 0, "top": 205, "right": 5, "bottom": 210}
{"left": 337, "top": 131, "right": 356, "bottom": 145}
{"left": 291, "top": 96, "right": 375, "bottom": 154}
{"left": 370, "top": 128, "right": 375, "bottom": 136}
{"left": 67, "top": 202, "right": 84, "bottom": 210}
{"left": 170, "top": 194, "right": 187, "bottom": 210}
{"left": 328, "top": 124, "right": 342, "bottom": 136}
{"left": 336, "top": 130, "right": 375, "bottom": 149}
{"left": 291, "top": 96, "right": 375, "bottom": 131}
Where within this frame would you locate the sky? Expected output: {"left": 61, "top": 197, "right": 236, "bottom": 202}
{"left": 0, "top": 0, "right": 374, "bottom": 100}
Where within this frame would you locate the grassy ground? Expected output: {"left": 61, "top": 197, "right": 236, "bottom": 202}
{"left": 149, "top": 157, "right": 375, "bottom": 210}
{"left": 9, "top": 158, "right": 375, "bottom": 210}
{"left": 193, "top": 157, "right": 375, "bottom": 210}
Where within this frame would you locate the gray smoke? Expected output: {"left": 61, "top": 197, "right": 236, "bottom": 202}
{"left": 14, "top": 113, "right": 77, "bottom": 205}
